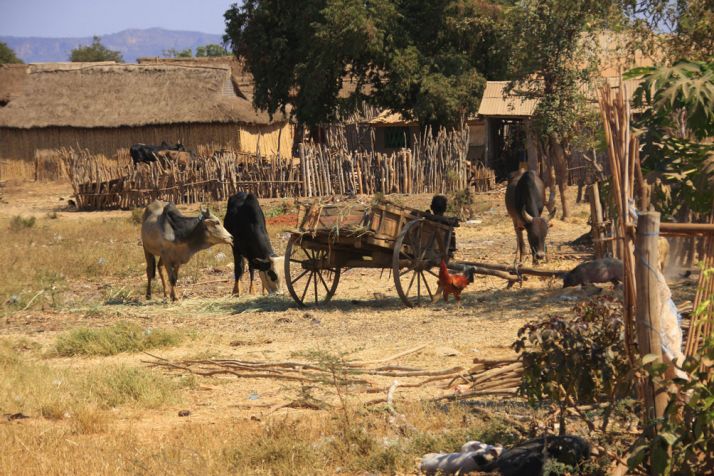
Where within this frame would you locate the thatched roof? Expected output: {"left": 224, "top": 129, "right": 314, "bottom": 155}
{"left": 137, "top": 56, "right": 256, "bottom": 99}
{"left": 0, "top": 64, "right": 29, "bottom": 104}
{"left": 0, "top": 63, "right": 286, "bottom": 129}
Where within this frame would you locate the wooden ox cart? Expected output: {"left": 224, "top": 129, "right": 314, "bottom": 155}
{"left": 284, "top": 201, "right": 457, "bottom": 307}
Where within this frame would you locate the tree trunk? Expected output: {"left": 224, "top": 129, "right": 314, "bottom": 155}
{"left": 538, "top": 139, "right": 557, "bottom": 212}
{"left": 550, "top": 136, "right": 570, "bottom": 219}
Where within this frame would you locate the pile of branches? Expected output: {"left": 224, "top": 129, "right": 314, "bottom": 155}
{"left": 143, "top": 345, "right": 524, "bottom": 409}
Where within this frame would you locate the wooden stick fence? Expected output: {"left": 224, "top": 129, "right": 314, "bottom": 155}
{"left": 63, "top": 148, "right": 302, "bottom": 210}
{"left": 300, "top": 124, "right": 493, "bottom": 196}
{"left": 61, "top": 124, "right": 494, "bottom": 210}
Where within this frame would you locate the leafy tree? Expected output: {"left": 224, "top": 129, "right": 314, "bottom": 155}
{"left": 626, "top": 0, "right": 714, "bottom": 61}
{"left": 0, "top": 42, "right": 23, "bottom": 64}
{"left": 195, "top": 44, "right": 228, "bottom": 57}
{"left": 224, "top": 0, "right": 510, "bottom": 127}
{"left": 627, "top": 60, "right": 714, "bottom": 219}
{"left": 163, "top": 48, "right": 193, "bottom": 58}
{"left": 506, "top": 0, "right": 620, "bottom": 219}
{"left": 70, "top": 36, "right": 123, "bottom": 62}
{"left": 670, "top": 0, "right": 714, "bottom": 60}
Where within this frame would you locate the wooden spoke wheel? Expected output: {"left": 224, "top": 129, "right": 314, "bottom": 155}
{"left": 284, "top": 235, "right": 341, "bottom": 307}
{"left": 392, "top": 219, "right": 449, "bottom": 307}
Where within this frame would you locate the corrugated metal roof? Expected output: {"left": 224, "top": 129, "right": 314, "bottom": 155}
{"left": 478, "top": 77, "right": 644, "bottom": 118}
{"left": 478, "top": 81, "right": 538, "bottom": 117}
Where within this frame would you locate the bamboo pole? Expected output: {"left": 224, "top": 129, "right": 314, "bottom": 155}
{"left": 589, "top": 182, "right": 605, "bottom": 258}
{"left": 634, "top": 212, "right": 669, "bottom": 464}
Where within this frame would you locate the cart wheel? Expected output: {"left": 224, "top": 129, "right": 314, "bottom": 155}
{"left": 284, "top": 235, "right": 341, "bottom": 307}
{"left": 392, "top": 219, "right": 447, "bottom": 307}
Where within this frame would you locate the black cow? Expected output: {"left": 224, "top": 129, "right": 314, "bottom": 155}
{"left": 223, "top": 192, "right": 283, "bottom": 296}
{"left": 505, "top": 170, "right": 556, "bottom": 264}
{"left": 130, "top": 141, "right": 185, "bottom": 166}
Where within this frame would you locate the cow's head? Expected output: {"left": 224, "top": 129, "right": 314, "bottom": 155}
{"left": 200, "top": 206, "right": 233, "bottom": 246}
{"left": 252, "top": 256, "right": 284, "bottom": 295}
{"left": 521, "top": 206, "right": 556, "bottom": 263}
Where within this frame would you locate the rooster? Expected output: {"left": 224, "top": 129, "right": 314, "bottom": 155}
{"left": 435, "top": 260, "right": 475, "bottom": 302}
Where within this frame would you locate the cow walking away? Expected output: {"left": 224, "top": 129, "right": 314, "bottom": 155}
{"left": 224, "top": 192, "right": 283, "bottom": 296}
{"left": 505, "top": 170, "right": 556, "bottom": 264}
{"left": 141, "top": 201, "right": 232, "bottom": 301}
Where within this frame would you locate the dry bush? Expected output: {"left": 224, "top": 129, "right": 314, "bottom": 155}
{"left": 52, "top": 321, "right": 184, "bottom": 357}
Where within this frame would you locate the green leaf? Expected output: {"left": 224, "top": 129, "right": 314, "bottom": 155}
{"left": 659, "top": 432, "right": 678, "bottom": 446}
{"left": 627, "top": 445, "right": 648, "bottom": 469}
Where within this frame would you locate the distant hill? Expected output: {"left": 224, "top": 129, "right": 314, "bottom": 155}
{"left": 0, "top": 28, "right": 224, "bottom": 63}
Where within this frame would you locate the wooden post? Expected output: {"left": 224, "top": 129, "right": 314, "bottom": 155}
{"left": 635, "top": 212, "right": 668, "bottom": 444}
{"left": 299, "top": 143, "right": 308, "bottom": 197}
{"left": 589, "top": 182, "right": 604, "bottom": 258}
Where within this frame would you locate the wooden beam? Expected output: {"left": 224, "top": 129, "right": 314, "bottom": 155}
{"left": 454, "top": 260, "right": 566, "bottom": 278}
{"left": 447, "top": 263, "right": 519, "bottom": 286}
{"left": 659, "top": 222, "right": 714, "bottom": 235}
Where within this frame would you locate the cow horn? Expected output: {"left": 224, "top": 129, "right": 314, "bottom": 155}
{"left": 521, "top": 207, "right": 534, "bottom": 224}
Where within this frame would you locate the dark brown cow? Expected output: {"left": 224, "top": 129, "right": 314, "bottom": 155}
{"left": 505, "top": 170, "right": 556, "bottom": 264}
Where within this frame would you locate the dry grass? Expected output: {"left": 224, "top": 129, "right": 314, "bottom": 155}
{"left": 0, "top": 339, "right": 191, "bottom": 420}
{"left": 0, "top": 400, "right": 519, "bottom": 475}
{"left": 0, "top": 183, "right": 695, "bottom": 475}
{"left": 0, "top": 210, "right": 235, "bottom": 313}
{"left": 52, "top": 321, "right": 184, "bottom": 357}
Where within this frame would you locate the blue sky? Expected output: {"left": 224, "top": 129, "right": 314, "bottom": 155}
{"left": 0, "top": 0, "right": 237, "bottom": 37}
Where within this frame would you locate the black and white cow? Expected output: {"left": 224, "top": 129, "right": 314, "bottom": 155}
{"left": 505, "top": 170, "right": 556, "bottom": 264}
{"left": 223, "top": 192, "right": 283, "bottom": 296}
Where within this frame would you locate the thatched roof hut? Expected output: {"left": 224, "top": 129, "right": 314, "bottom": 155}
{"left": 0, "top": 62, "right": 293, "bottom": 180}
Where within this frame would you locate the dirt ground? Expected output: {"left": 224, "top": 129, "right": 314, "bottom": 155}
{"left": 0, "top": 180, "right": 699, "bottom": 474}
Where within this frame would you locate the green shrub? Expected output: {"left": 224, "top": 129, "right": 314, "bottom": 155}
{"left": 447, "top": 189, "right": 474, "bottom": 219}
{"left": 513, "top": 296, "right": 631, "bottom": 433}
{"left": 54, "top": 321, "right": 183, "bottom": 357}
{"left": 629, "top": 337, "right": 714, "bottom": 475}
{"left": 9, "top": 215, "right": 36, "bottom": 231}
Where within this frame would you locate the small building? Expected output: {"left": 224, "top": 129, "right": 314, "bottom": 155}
{"left": 0, "top": 61, "right": 293, "bottom": 180}
{"left": 366, "top": 110, "right": 486, "bottom": 160}
{"left": 478, "top": 76, "right": 643, "bottom": 182}
{"left": 477, "top": 81, "right": 539, "bottom": 181}
{"left": 478, "top": 34, "right": 655, "bottom": 181}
